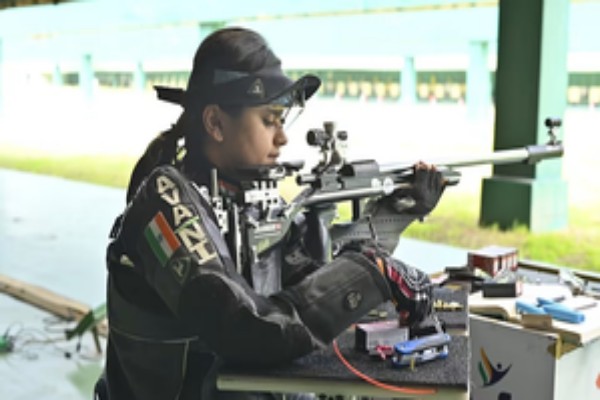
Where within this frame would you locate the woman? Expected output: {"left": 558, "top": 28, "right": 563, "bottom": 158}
{"left": 100, "top": 27, "right": 445, "bottom": 400}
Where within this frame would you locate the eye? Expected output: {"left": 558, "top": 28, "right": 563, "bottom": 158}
{"left": 263, "top": 117, "right": 276, "bottom": 126}
{"left": 263, "top": 115, "right": 283, "bottom": 127}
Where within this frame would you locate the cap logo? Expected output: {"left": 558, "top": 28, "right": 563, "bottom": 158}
{"left": 344, "top": 290, "right": 363, "bottom": 310}
{"left": 247, "top": 78, "right": 265, "bottom": 98}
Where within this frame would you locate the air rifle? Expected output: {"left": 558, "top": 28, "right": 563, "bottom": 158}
{"left": 297, "top": 118, "right": 563, "bottom": 207}
{"left": 208, "top": 118, "right": 564, "bottom": 281}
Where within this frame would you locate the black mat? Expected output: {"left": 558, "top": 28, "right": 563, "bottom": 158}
{"left": 226, "top": 332, "right": 469, "bottom": 389}
{"left": 223, "top": 287, "right": 469, "bottom": 390}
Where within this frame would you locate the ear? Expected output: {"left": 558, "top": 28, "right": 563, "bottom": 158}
{"left": 202, "top": 105, "right": 224, "bottom": 142}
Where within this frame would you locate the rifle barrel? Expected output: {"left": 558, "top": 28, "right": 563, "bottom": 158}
{"left": 379, "top": 143, "right": 563, "bottom": 172}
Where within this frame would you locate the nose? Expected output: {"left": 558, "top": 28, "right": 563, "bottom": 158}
{"left": 274, "top": 126, "right": 288, "bottom": 147}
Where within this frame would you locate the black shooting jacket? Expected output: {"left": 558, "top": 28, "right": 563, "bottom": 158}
{"left": 103, "top": 156, "right": 420, "bottom": 400}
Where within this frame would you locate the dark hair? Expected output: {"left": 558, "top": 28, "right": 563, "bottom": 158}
{"left": 126, "top": 27, "right": 279, "bottom": 202}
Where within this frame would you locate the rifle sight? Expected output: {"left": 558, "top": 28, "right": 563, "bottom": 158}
{"left": 307, "top": 122, "right": 348, "bottom": 149}
{"left": 544, "top": 117, "right": 562, "bottom": 145}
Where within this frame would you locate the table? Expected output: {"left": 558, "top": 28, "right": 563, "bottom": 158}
{"left": 218, "top": 334, "right": 469, "bottom": 399}
{"left": 469, "top": 281, "right": 600, "bottom": 399}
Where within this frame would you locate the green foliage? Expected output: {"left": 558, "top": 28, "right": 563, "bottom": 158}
{"left": 0, "top": 149, "right": 136, "bottom": 188}
{"left": 405, "top": 192, "right": 600, "bottom": 272}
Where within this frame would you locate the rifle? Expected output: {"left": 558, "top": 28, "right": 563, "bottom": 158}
{"left": 208, "top": 118, "right": 564, "bottom": 281}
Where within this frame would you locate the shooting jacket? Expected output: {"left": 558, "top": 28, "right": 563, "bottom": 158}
{"left": 103, "top": 157, "right": 407, "bottom": 400}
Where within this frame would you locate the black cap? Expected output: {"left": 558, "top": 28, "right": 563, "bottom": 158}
{"left": 157, "top": 27, "right": 320, "bottom": 109}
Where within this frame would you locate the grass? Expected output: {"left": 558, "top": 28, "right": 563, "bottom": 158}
{"left": 2, "top": 148, "right": 599, "bottom": 274}
{"left": 403, "top": 193, "right": 600, "bottom": 274}
{"left": 0, "top": 147, "right": 136, "bottom": 189}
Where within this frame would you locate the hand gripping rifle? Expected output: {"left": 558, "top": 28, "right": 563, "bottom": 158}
{"left": 207, "top": 118, "right": 564, "bottom": 280}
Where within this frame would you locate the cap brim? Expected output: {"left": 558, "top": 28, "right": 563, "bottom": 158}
{"left": 155, "top": 73, "right": 321, "bottom": 108}
{"left": 266, "top": 74, "right": 321, "bottom": 107}
{"left": 154, "top": 85, "right": 186, "bottom": 105}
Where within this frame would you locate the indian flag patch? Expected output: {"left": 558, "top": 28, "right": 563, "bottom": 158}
{"left": 144, "top": 211, "right": 181, "bottom": 267}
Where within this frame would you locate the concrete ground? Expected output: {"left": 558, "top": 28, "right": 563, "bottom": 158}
{"left": 0, "top": 169, "right": 122, "bottom": 400}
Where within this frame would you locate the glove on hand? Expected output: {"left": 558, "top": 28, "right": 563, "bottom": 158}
{"left": 342, "top": 240, "right": 433, "bottom": 327}
{"left": 391, "top": 162, "right": 446, "bottom": 216}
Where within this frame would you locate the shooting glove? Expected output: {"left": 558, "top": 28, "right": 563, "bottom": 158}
{"left": 341, "top": 240, "right": 433, "bottom": 327}
{"left": 390, "top": 163, "right": 446, "bottom": 216}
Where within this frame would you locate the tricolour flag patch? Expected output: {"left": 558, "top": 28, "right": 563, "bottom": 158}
{"left": 144, "top": 211, "right": 181, "bottom": 266}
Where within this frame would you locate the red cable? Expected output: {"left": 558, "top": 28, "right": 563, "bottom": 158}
{"left": 332, "top": 339, "right": 437, "bottom": 396}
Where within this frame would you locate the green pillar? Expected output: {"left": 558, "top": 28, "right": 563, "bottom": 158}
{"left": 401, "top": 56, "right": 416, "bottom": 105}
{"left": 53, "top": 64, "right": 63, "bottom": 86}
{"left": 466, "top": 41, "right": 491, "bottom": 118}
{"left": 480, "top": 0, "right": 569, "bottom": 232}
{"left": 133, "top": 61, "right": 146, "bottom": 91}
{"left": 80, "top": 53, "right": 94, "bottom": 100}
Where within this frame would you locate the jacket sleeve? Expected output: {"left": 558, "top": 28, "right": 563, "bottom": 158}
{"left": 114, "top": 165, "right": 391, "bottom": 366}
{"left": 330, "top": 195, "right": 422, "bottom": 254}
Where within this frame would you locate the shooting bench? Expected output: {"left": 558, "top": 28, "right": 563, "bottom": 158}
{"left": 218, "top": 287, "right": 470, "bottom": 399}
